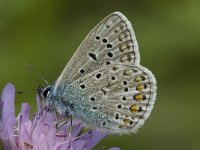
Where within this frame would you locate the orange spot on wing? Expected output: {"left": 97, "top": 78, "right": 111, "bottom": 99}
{"left": 136, "top": 85, "right": 144, "bottom": 91}
{"left": 134, "top": 93, "right": 143, "bottom": 101}
{"left": 123, "top": 119, "right": 133, "bottom": 126}
{"left": 130, "top": 104, "right": 139, "bottom": 113}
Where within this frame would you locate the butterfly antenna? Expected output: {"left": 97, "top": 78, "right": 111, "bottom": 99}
{"left": 25, "top": 64, "right": 49, "bottom": 85}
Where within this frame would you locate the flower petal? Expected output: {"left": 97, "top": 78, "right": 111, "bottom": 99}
{"left": 71, "top": 122, "right": 82, "bottom": 138}
{"left": 0, "top": 83, "right": 16, "bottom": 136}
{"left": 79, "top": 130, "right": 107, "bottom": 150}
{"left": 0, "top": 83, "right": 119, "bottom": 150}
{"left": 18, "top": 103, "right": 31, "bottom": 143}
{"left": 60, "top": 121, "right": 82, "bottom": 138}
{"left": 71, "top": 140, "right": 86, "bottom": 150}
{"left": 36, "top": 95, "right": 41, "bottom": 112}
{"left": 20, "top": 103, "right": 30, "bottom": 123}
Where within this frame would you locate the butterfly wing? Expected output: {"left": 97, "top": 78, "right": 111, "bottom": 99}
{"left": 52, "top": 12, "right": 157, "bottom": 134}
{"left": 54, "top": 12, "right": 140, "bottom": 90}
{"left": 64, "top": 64, "right": 156, "bottom": 134}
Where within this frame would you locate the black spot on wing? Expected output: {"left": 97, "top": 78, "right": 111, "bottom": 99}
{"left": 88, "top": 52, "right": 97, "bottom": 60}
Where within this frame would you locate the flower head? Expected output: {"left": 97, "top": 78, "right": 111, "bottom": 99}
{"left": 0, "top": 83, "right": 120, "bottom": 150}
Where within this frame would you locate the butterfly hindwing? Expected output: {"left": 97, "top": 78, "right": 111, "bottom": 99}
{"left": 65, "top": 63, "right": 156, "bottom": 134}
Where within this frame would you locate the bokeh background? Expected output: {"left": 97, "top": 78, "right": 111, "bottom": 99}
{"left": 0, "top": 0, "right": 200, "bottom": 149}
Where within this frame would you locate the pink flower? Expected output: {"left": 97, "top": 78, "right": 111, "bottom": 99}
{"left": 0, "top": 83, "right": 120, "bottom": 150}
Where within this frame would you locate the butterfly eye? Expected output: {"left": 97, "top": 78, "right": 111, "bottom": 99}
{"left": 42, "top": 86, "right": 51, "bottom": 98}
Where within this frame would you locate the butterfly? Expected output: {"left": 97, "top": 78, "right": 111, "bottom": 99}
{"left": 39, "top": 12, "right": 157, "bottom": 134}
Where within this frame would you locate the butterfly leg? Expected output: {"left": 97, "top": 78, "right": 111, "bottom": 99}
{"left": 54, "top": 112, "right": 68, "bottom": 129}
{"left": 67, "top": 115, "right": 73, "bottom": 139}
{"left": 54, "top": 114, "right": 69, "bottom": 138}
{"left": 55, "top": 119, "right": 68, "bottom": 129}
{"left": 55, "top": 115, "right": 73, "bottom": 139}
{"left": 37, "top": 106, "right": 47, "bottom": 120}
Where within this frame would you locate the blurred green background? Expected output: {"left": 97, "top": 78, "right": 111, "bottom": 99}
{"left": 0, "top": 0, "right": 200, "bottom": 149}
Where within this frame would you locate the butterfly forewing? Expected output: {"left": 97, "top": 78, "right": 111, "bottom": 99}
{"left": 55, "top": 12, "right": 140, "bottom": 90}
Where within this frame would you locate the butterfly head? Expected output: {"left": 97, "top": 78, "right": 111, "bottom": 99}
{"left": 38, "top": 85, "right": 52, "bottom": 99}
